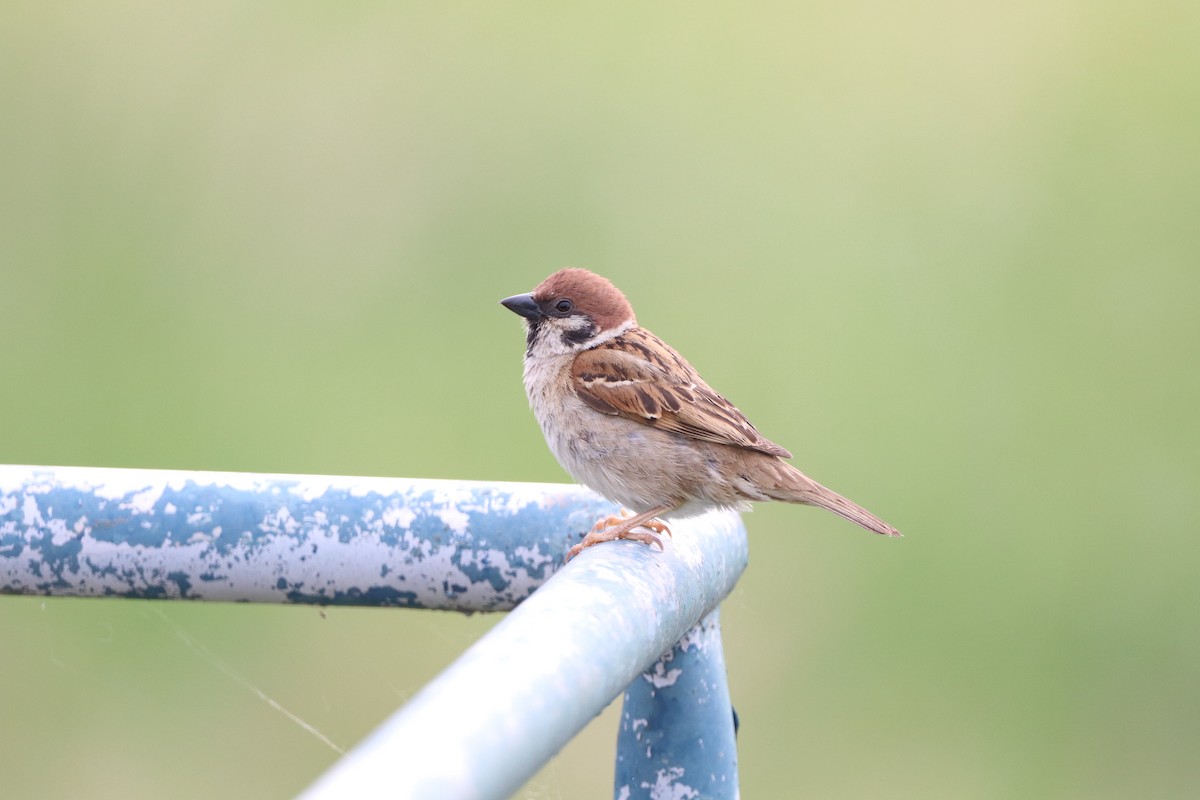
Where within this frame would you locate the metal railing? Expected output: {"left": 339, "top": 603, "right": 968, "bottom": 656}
{"left": 0, "top": 465, "right": 747, "bottom": 799}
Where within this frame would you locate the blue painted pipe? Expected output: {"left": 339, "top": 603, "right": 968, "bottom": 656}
{"left": 618, "top": 610, "right": 739, "bottom": 799}
{"left": 0, "top": 465, "right": 748, "bottom": 798}
{"left": 0, "top": 465, "right": 616, "bottom": 610}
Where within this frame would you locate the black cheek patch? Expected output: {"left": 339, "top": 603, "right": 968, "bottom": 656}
{"left": 561, "top": 320, "right": 597, "bottom": 346}
{"left": 525, "top": 318, "right": 543, "bottom": 354}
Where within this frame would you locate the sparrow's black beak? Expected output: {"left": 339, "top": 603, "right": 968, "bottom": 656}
{"left": 500, "top": 292, "right": 541, "bottom": 320}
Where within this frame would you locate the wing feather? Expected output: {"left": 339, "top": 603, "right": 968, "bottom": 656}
{"left": 571, "top": 328, "right": 793, "bottom": 458}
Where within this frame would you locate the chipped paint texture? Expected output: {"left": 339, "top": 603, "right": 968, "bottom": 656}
{"left": 0, "top": 465, "right": 619, "bottom": 611}
{"left": 616, "top": 610, "right": 739, "bottom": 800}
{"left": 301, "top": 511, "right": 747, "bottom": 800}
{"left": 2, "top": 465, "right": 748, "bottom": 798}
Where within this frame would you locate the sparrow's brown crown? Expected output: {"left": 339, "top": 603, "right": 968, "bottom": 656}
{"left": 532, "top": 268, "right": 635, "bottom": 333}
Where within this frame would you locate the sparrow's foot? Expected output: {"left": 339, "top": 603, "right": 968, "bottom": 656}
{"left": 590, "top": 510, "right": 633, "bottom": 533}
{"left": 588, "top": 509, "right": 673, "bottom": 537}
{"left": 565, "top": 526, "right": 663, "bottom": 562}
{"left": 639, "top": 518, "right": 672, "bottom": 537}
{"left": 565, "top": 505, "right": 677, "bottom": 562}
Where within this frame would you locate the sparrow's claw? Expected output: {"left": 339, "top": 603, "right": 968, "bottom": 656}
{"left": 626, "top": 529, "right": 666, "bottom": 550}
{"left": 640, "top": 518, "right": 672, "bottom": 537}
{"left": 565, "top": 507, "right": 675, "bottom": 562}
{"left": 565, "top": 526, "right": 664, "bottom": 562}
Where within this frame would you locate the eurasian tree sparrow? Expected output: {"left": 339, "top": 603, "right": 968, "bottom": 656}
{"left": 502, "top": 268, "right": 901, "bottom": 560}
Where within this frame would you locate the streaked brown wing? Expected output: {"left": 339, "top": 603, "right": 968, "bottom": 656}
{"left": 570, "top": 328, "right": 793, "bottom": 459}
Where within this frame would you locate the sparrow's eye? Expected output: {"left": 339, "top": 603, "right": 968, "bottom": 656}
{"left": 554, "top": 299, "right": 574, "bottom": 314}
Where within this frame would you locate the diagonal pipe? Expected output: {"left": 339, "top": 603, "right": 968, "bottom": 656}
{"left": 300, "top": 511, "right": 747, "bottom": 799}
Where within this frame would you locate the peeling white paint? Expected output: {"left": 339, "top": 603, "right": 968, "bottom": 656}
{"left": 437, "top": 506, "right": 470, "bottom": 534}
{"left": 676, "top": 620, "right": 716, "bottom": 654}
{"left": 122, "top": 485, "right": 164, "bottom": 514}
{"left": 287, "top": 478, "right": 338, "bottom": 502}
{"left": 46, "top": 518, "right": 73, "bottom": 545}
{"left": 381, "top": 506, "right": 415, "bottom": 528}
{"left": 21, "top": 495, "right": 41, "bottom": 526}
{"left": 630, "top": 717, "right": 649, "bottom": 741}
{"left": 511, "top": 544, "right": 555, "bottom": 573}
{"left": 644, "top": 767, "right": 699, "bottom": 800}
{"left": 645, "top": 662, "right": 683, "bottom": 689}
{"left": 259, "top": 506, "right": 300, "bottom": 535}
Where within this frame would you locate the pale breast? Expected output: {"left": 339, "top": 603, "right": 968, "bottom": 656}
{"left": 522, "top": 352, "right": 696, "bottom": 512}
{"left": 523, "top": 352, "right": 597, "bottom": 474}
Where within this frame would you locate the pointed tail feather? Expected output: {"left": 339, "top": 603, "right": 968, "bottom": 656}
{"left": 770, "top": 462, "right": 902, "bottom": 538}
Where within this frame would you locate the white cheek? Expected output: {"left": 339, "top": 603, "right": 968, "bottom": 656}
{"left": 527, "top": 320, "right": 575, "bottom": 357}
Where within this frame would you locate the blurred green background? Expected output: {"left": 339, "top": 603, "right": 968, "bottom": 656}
{"left": 2, "top": 2, "right": 1198, "bottom": 797}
